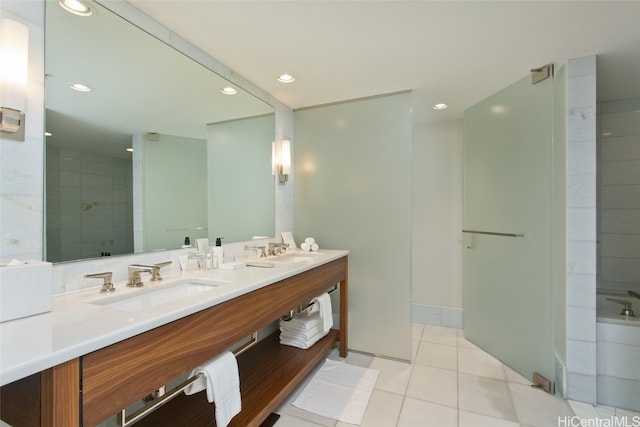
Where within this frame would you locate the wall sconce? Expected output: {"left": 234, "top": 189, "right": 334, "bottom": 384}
{"left": 0, "top": 19, "right": 29, "bottom": 141}
{"left": 272, "top": 140, "right": 291, "bottom": 185}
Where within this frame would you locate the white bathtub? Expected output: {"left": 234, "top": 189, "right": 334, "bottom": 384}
{"left": 595, "top": 291, "right": 640, "bottom": 411}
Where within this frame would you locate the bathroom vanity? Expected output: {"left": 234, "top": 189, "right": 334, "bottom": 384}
{"left": 0, "top": 250, "right": 348, "bottom": 426}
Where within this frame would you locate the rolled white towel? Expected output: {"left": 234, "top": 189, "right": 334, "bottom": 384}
{"left": 304, "top": 237, "right": 315, "bottom": 245}
{"left": 301, "top": 242, "right": 311, "bottom": 252}
{"left": 311, "top": 243, "right": 319, "bottom": 251}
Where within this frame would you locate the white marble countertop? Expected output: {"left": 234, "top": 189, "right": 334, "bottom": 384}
{"left": 0, "top": 249, "right": 348, "bottom": 386}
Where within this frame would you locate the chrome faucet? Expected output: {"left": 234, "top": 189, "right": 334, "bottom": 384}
{"left": 128, "top": 261, "right": 172, "bottom": 284}
{"left": 85, "top": 272, "right": 115, "bottom": 293}
{"left": 606, "top": 298, "right": 635, "bottom": 318}
{"left": 268, "top": 243, "right": 289, "bottom": 256}
{"left": 127, "top": 265, "right": 152, "bottom": 287}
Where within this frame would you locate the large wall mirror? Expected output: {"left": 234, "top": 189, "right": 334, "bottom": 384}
{"left": 44, "top": 0, "right": 275, "bottom": 263}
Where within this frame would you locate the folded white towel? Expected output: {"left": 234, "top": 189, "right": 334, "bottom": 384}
{"left": 280, "top": 329, "right": 325, "bottom": 349}
{"left": 312, "top": 293, "right": 333, "bottom": 334}
{"left": 279, "top": 312, "right": 323, "bottom": 333}
{"left": 184, "top": 351, "right": 241, "bottom": 427}
{"left": 280, "top": 324, "right": 323, "bottom": 341}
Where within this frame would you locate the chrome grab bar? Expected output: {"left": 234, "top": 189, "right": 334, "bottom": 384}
{"left": 462, "top": 229, "right": 525, "bottom": 238}
{"left": 118, "top": 331, "right": 258, "bottom": 427}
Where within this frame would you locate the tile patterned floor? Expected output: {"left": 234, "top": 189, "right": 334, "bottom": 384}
{"left": 273, "top": 324, "right": 640, "bottom": 427}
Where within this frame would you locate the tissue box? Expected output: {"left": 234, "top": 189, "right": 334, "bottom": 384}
{"left": 0, "top": 261, "right": 53, "bottom": 322}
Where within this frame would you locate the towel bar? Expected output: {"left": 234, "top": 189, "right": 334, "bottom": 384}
{"left": 281, "top": 285, "right": 338, "bottom": 321}
{"left": 461, "top": 229, "right": 524, "bottom": 238}
{"left": 118, "top": 331, "right": 258, "bottom": 427}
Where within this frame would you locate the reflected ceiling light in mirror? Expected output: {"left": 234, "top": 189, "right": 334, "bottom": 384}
{"left": 0, "top": 18, "right": 29, "bottom": 140}
{"left": 220, "top": 86, "right": 237, "bottom": 95}
{"left": 433, "top": 103, "right": 448, "bottom": 110}
{"left": 69, "top": 83, "right": 91, "bottom": 92}
{"left": 126, "top": 147, "right": 133, "bottom": 152}
{"left": 59, "top": 0, "right": 92, "bottom": 17}
{"left": 45, "top": 131, "right": 52, "bottom": 137}
{"left": 277, "top": 73, "right": 295, "bottom": 83}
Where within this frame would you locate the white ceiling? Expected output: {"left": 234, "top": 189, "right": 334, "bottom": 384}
{"left": 128, "top": 0, "right": 640, "bottom": 122}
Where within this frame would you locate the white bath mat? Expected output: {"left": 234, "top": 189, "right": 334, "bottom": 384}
{"left": 292, "top": 358, "right": 379, "bottom": 425}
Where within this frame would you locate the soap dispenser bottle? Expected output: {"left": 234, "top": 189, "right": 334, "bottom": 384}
{"left": 213, "top": 237, "right": 224, "bottom": 266}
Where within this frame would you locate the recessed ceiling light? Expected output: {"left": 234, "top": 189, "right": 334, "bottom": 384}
{"left": 220, "top": 87, "right": 237, "bottom": 95}
{"left": 277, "top": 73, "right": 295, "bottom": 83}
{"left": 433, "top": 103, "right": 448, "bottom": 110}
{"left": 59, "top": 0, "right": 92, "bottom": 16}
{"left": 69, "top": 83, "right": 91, "bottom": 92}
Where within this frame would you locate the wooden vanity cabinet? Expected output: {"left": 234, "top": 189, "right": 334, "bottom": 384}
{"left": 1, "top": 255, "right": 347, "bottom": 427}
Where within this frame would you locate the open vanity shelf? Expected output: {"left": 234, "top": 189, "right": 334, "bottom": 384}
{"left": 0, "top": 255, "right": 348, "bottom": 427}
{"left": 136, "top": 329, "right": 340, "bottom": 426}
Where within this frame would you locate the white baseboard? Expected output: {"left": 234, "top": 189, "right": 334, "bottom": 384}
{"left": 412, "top": 303, "right": 463, "bottom": 329}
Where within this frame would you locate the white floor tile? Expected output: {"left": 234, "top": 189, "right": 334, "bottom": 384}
{"left": 503, "top": 365, "right": 531, "bottom": 385}
{"left": 421, "top": 325, "right": 458, "bottom": 346}
{"left": 412, "top": 339, "right": 420, "bottom": 362}
{"left": 406, "top": 364, "right": 458, "bottom": 408}
{"left": 274, "top": 325, "right": 634, "bottom": 427}
{"left": 336, "top": 389, "right": 403, "bottom": 427}
{"left": 457, "top": 329, "right": 481, "bottom": 349}
{"left": 568, "top": 399, "right": 600, "bottom": 419}
{"left": 281, "top": 405, "right": 337, "bottom": 426}
{"left": 509, "top": 383, "right": 574, "bottom": 427}
{"left": 397, "top": 397, "right": 458, "bottom": 427}
{"left": 459, "top": 409, "right": 521, "bottom": 427}
{"left": 616, "top": 407, "right": 640, "bottom": 418}
{"left": 273, "top": 413, "right": 334, "bottom": 427}
{"left": 594, "top": 404, "right": 617, "bottom": 418}
{"left": 415, "top": 341, "right": 457, "bottom": 371}
{"left": 369, "top": 357, "right": 412, "bottom": 395}
{"left": 412, "top": 323, "right": 424, "bottom": 341}
{"left": 458, "top": 372, "right": 517, "bottom": 421}
{"left": 458, "top": 346, "right": 506, "bottom": 380}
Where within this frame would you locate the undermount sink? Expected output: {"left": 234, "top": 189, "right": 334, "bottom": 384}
{"left": 89, "top": 278, "right": 225, "bottom": 312}
{"left": 269, "top": 251, "right": 322, "bottom": 264}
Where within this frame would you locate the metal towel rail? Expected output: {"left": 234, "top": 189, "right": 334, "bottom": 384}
{"left": 462, "top": 229, "right": 525, "bottom": 238}
{"left": 118, "top": 331, "right": 258, "bottom": 427}
{"left": 281, "top": 285, "right": 338, "bottom": 321}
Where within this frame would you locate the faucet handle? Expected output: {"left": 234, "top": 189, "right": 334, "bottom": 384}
{"left": 85, "top": 272, "right": 115, "bottom": 293}
{"left": 606, "top": 298, "right": 635, "bottom": 317}
{"left": 150, "top": 261, "right": 172, "bottom": 281}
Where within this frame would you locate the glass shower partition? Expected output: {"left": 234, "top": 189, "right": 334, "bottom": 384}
{"left": 463, "top": 73, "right": 555, "bottom": 383}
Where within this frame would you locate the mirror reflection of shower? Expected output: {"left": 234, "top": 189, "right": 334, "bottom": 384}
{"left": 44, "top": 0, "right": 275, "bottom": 262}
